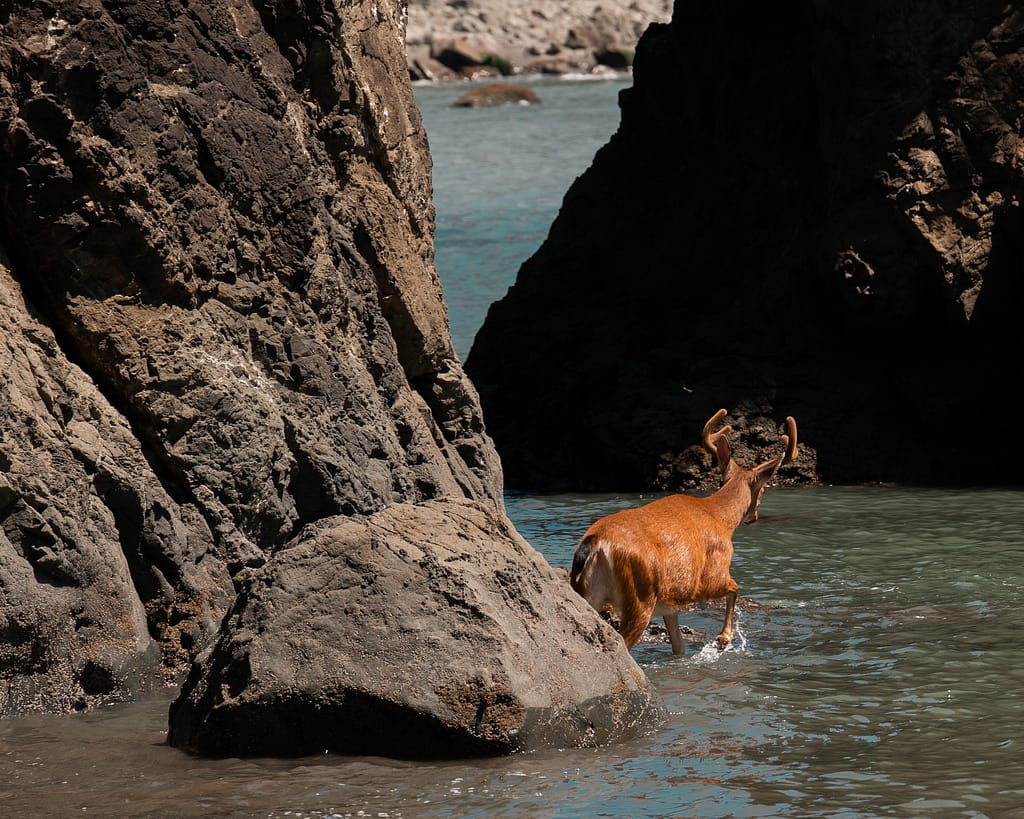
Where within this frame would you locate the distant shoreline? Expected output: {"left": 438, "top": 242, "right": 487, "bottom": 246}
{"left": 406, "top": 0, "right": 671, "bottom": 81}
{"left": 410, "top": 69, "right": 636, "bottom": 88}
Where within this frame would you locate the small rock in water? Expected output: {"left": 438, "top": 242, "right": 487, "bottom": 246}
{"left": 452, "top": 83, "right": 541, "bottom": 108}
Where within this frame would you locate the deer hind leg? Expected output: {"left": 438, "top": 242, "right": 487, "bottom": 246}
{"left": 716, "top": 578, "right": 740, "bottom": 650}
{"left": 663, "top": 613, "right": 685, "bottom": 655}
{"left": 617, "top": 594, "right": 656, "bottom": 650}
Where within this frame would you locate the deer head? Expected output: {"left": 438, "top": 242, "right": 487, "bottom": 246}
{"left": 702, "top": 409, "right": 798, "bottom": 524}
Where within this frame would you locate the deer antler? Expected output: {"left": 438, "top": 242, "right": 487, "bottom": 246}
{"left": 760, "top": 415, "right": 799, "bottom": 480}
{"left": 702, "top": 408, "right": 732, "bottom": 477}
{"left": 780, "top": 415, "right": 798, "bottom": 465}
{"left": 701, "top": 408, "right": 729, "bottom": 452}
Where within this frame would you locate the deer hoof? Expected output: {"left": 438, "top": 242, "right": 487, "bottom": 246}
{"left": 715, "top": 634, "right": 732, "bottom": 651}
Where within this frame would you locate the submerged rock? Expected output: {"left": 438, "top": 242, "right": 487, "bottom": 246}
{"left": 453, "top": 83, "right": 542, "bottom": 107}
{"left": 168, "top": 498, "right": 665, "bottom": 758}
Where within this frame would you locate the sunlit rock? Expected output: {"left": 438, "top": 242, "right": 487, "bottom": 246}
{"left": 168, "top": 498, "right": 665, "bottom": 758}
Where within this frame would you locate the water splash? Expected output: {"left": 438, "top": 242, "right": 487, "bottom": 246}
{"left": 688, "top": 622, "right": 747, "bottom": 665}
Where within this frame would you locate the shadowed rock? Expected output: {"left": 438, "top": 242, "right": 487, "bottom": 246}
{"left": 466, "top": 1, "right": 1024, "bottom": 492}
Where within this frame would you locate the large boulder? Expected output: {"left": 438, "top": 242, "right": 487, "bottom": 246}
{"left": 168, "top": 498, "right": 665, "bottom": 758}
{"left": 466, "top": 1, "right": 1024, "bottom": 491}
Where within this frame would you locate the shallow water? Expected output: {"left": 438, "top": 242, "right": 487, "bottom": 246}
{"left": 2, "top": 487, "right": 1021, "bottom": 817}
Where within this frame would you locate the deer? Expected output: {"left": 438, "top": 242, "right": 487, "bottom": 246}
{"left": 569, "top": 409, "right": 798, "bottom": 653}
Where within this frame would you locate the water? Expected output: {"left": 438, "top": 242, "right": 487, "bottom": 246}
{"left": 3, "top": 487, "right": 1022, "bottom": 817}
{"left": 4, "top": 78, "right": 1024, "bottom": 817}
{"left": 415, "top": 75, "right": 630, "bottom": 360}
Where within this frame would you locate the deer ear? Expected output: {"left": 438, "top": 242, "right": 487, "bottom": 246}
{"left": 754, "top": 457, "right": 782, "bottom": 485}
{"left": 715, "top": 436, "right": 732, "bottom": 475}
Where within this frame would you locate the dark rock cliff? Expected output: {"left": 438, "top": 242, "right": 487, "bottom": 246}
{"left": 466, "top": 1, "right": 1024, "bottom": 492}
{"left": 0, "top": 0, "right": 664, "bottom": 752}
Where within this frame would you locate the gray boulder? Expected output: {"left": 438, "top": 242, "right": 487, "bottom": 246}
{"left": 168, "top": 498, "right": 665, "bottom": 757}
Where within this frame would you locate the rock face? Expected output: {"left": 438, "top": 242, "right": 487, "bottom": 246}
{"left": 466, "top": 1, "right": 1024, "bottom": 492}
{"left": 0, "top": 0, "right": 661, "bottom": 747}
{"left": 1, "top": 252, "right": 203, "bottom": 712}
{"left": 168, "top": 498, "right": 664, "bottom": 758}
{"left": 406, "top": 0, "right": 672, "bottom": 80}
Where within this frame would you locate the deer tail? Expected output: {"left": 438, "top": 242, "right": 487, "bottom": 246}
{"left": 570, "top": 534, "right": 597, "bottom": 586}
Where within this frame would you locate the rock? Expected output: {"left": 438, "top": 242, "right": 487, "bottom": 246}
{"left": 432, "top": 38, "right": 491, "bottom": 72}
{"left": 167, "top": 498, "right": 665, "bottom": 758}
{"left": 0, "top": 245, "right": 234, "bottom": 714}
{"left": 452, "top": 83, "right": 542, "bottom": 108}
{"left": 429, "top": 38, "right": 513, "bottom": 80}
{"left": 0, "top": 0, "right": 656, "bottom": 760}
{"left": 465, "top": 1, "right": 1024, "bottom": 491}
{"left": 564, "top": 8, "right": 634, "bottom": 53}
{"left": 0, "top": 0, "right": 504, "bottom": 713}
{"left": 408, "top": 44, "right": 458, "bottom": 82}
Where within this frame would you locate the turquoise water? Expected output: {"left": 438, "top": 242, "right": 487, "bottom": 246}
{"left": 416, "top": 76, "right": 630, "bottom": 360}
{"left": 2, "top": 78, "right": 1022, "bottom": 817}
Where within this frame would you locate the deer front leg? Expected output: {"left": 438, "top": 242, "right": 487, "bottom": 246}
{"left": 716, "top": 582, "right": 739, "bottom": 650}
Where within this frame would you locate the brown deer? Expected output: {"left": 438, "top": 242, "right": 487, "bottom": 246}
{"left": 569, "top": 409, "right": 798, "bottom": 653}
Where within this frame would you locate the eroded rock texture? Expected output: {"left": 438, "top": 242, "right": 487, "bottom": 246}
{"left": 168, "top": 498, "right": 664, "bottom": 758}
{"left": 466, "top": 1, "right": 1024, "bottom": 491}
{"left": 0, "top": 0, "right": 508, "bottom": 712}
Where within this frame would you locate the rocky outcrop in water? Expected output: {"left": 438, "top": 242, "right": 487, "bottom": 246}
{"left": 0, "top": 0, "right": 662, "bottom": 749}
{"left": 452, "top": 83, "right": 541, "bottom": 108}
{"left": 466, "top": 1, "right": 1024, "bottom": 491}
